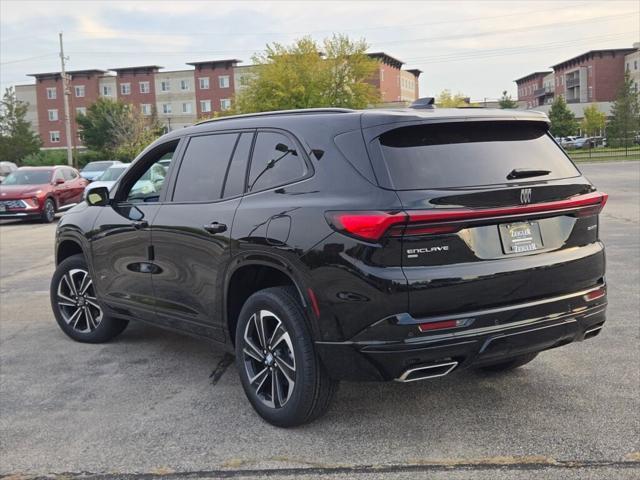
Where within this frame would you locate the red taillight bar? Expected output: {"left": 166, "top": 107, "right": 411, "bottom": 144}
{"left": 325, "top": 191, "right": 607, "bottom": 242}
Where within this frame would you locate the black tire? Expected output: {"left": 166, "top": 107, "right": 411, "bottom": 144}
{"left": 41, "top": 198, "right": 56, "bottom": 223}
{"left": 50, "top": 254, "right": 128, "bottom": 343}
{"left": 479, "top": 352, "right": 539, "bottom": 372}
{"left": 235, "top": 286, "right": 337, "bottom": 428}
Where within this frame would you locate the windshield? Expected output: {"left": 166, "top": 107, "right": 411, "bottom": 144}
{"left": 82, "top": 162, "right": 115, "bottom": 172}
{"left": 98, "top": 166, "right": 127, "bottom": 181}
{"left": 2, "top": 170, "right": 52, "bottom": 185}
{"left": 376, "top": 121, "right": 580, "bottom": 190}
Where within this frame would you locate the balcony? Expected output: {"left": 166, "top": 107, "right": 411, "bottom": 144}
{"left": 533, "top": 87, "right": 554, "bottom": 97}
{"left": 566, "top": 77, "right": 580, "bottom": 88}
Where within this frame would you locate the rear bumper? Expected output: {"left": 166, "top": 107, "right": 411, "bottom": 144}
{"left": 316, "top": 285, "right": 607, "bottom": 381}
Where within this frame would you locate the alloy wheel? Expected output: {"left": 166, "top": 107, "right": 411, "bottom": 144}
{"left": 242, "top": 309, "right": 296, "bottom": 409}
{"left": 56, "top": 268, "right": 103, "bottom": 333}
{"left": 44, "top": 200, "right": 55, "bottom": 222}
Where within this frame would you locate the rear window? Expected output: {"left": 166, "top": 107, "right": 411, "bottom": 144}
{"left": 376, "top": 121, "right": 579, "bottom": 190}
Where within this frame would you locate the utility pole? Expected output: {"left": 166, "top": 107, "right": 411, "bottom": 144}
{"left": 59, "top": 32, "right": 73, "bottom": 166}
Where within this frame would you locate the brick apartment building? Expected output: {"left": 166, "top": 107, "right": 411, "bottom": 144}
{"left": 15, "top": 52, "right": 421, "bottom": 149}
{"left": 514, "top": 44, "right": 638, "bottom": 119}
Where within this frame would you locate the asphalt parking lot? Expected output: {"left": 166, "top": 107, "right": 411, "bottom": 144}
{"left": 1, "top": 161, "right": 638, "bottom": 480}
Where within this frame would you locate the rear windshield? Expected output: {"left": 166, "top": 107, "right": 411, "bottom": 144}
{"left": 376, "top": 121, "right": 579, "bottom": 190}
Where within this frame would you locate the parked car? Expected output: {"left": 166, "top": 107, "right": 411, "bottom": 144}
{"left": 560, "top": 136, "right": 581, "bottom": 148}
{"left": 80, "top": 160, "right": 122, "bottom": 182}
{"left": 83, "top": 164, "right": 130, "bottom": 199}
{"left": 0, "top": 161, "right": 18, "bottom": 183}
{"left": 50, "top": 106, "right": 608, "bottom": 427}
{"left": 0, "top": 166, "right": 88, "bottom": 222}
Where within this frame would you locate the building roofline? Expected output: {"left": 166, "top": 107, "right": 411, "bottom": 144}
{"left": 186, "top": 59, "right": 242, "bottom": 68}
{"left": 28, "top": 69, "right": 107, "bottom": 79}
{"left": 405, "top": 68, "right": 423, "bottom": 77}
{"left": 109, "top": 65, "right": 163, "bottom": 73}
{"left": 367, "top": 52, "right": 404, "bottom": 69}
{"left": 550, "top": 48, "right": 636, "bottom": 69}
{"left": 514, "top": 71, "right": 552, "bottom": 83}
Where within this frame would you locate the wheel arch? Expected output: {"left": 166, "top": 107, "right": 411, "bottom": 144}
{"left": 224, "top": 255, "right": 317, "bottom": 346}
{"left": 56, "top": 236, "right": 86, "bottom": 265}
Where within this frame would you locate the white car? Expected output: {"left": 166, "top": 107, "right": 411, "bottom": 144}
{"left": 83, "top": 164, "right": 130, "bottom": 199}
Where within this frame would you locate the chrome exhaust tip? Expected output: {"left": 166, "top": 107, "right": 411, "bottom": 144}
{"left": 584, "top": 324, "right": 604, "bottom": 339}
{"left": 395, "top": 361, "right": 458, "bottom": 383}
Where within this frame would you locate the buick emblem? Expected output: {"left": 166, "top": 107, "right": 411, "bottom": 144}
{"left": 520, "top": 188, "right": 532, "bottom": 204}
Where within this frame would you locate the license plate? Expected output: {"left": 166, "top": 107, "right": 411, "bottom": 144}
{"left": 0, "top": 204, "right": 5, "bottom": 212}
{"left": 499, "top": 221, "right": 543, "bottom": 254}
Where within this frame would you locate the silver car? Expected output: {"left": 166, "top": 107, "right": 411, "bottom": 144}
{"left": 83, "top": 164, "right": 130, "bottom": 199}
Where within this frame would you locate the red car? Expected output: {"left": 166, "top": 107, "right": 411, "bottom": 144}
{"left": 0, "top": 166, "right": 88, "bottom": 223}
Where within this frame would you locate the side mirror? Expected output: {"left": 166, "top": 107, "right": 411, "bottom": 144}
{"left": 55, "top": 178, "right": 65, "bottom": 185}
{"left": 86, "top": 186, "right": 110, "bottom": 207}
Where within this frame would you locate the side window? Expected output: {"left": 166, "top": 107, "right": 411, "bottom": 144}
{"left": 247, "top": 131, "right": 306, "bottom": 192}
{"left": 62, "top": 168, "right": 77, "bottom": 181}
{"left": 123, "top": 145, "right": 177, "bottom": 203}
{"left": 173, "top": 133, "right": 238, "bottom": 202}
{"left": 53, "top": 170, "right": 65, "bottom": 183}
{"left": 221, "top": 132, "right": 252, "bottom": 198}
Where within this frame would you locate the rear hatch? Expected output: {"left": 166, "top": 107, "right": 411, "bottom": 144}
{"left": 366, "top": 119, "right": 607, "bottom": 318}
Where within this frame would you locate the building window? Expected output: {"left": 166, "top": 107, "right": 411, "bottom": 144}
{"left": 635, "top": 60, "right": 638, "bottom": 70}
{"left": 180, "top": 79, "right": 190, "bottom": 91}
{"left": 74, "top": 85, "right": 85, "bottom": 97}
{"left": 218, "top": 75, "right": 230, "bottom": 88}
{"left": 75, "top": 107, "right": 86, "bottom": 116}
{"left": 141, "top": 104, "right": 152, "bottom": 116}
{"left": 139, "top": 81, "right": 150, "bottom": 94}
{"left": 46, "top": 87, "right": 57, "bottom": 100}
{"left": 160, "top": 80, "right": 170, "bottom": 92}
{"left": 239, "top": 75, "right": 249, "bottom": 86}
{"left": 220, "top": 98, "right": 231, "bottom": 111}
{"left": 198, "top": 77, "right": 210, "bottom": 89}
{"left": 49, "top": 131, "right": 60, "bottom": 143}
{"left": 200, "top": 100, "right": 211, "bottom": 113}
{"left": 182, "top": 102, "right": 192, "bottom": 114}
{"left": 162, "top": 103, "right": 172, "bottom": 114}
{"left": 588, "top": 86, "right": 593, "bottom": 99}
{"left": 101, "top": 85, "right": 113, "bottom": 96}
{"left": 48, "top": 109, "right": 58, "bottom": 121}
{"left": 121, "top": 83, "right": 131, "bottom": 95}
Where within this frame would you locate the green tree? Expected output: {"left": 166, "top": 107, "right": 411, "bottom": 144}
{"left": 580, "top": 104, "right": 606, "bottom": 137}
{"left": 548, "top": 96, "right": 578, "bottom": 137}
{"left": 498, "top": 90, "right": 518, "bottom": 109}
{"left": 607, "top": 70, "right": 640, "bottom": 148}
{"left": 435, "top": 90, "right": 472, "bottom": 107}
{"left": 0, "top": 87, "right": 41, "bottom": 164}
{"left": 76, "top": 98, "right": 163, "bottom": 160}
{"left": 233, "top": 35, "right": 379, "bottom": 113}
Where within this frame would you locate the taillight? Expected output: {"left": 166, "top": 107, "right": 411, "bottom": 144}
{"left": 418, "top": 319, "right": 466, "bottom": 332}
{"left": 325, "top": 211, "right": 407, "bottom": 241}
{"left": 325, "top": 192, "right": 608, "bottom": 242}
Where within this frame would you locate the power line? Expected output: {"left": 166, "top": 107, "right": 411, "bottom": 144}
{"left": 0, "top": 53, "right": 58, "bottom": 66}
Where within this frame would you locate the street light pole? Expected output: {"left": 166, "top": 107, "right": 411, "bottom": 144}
{"left": 59, "top": 32, "right": 74, "bottom": 166}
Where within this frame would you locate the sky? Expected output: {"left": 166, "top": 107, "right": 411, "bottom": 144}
{"left": 1, "top": 0, "right": 638, "bottom": 101}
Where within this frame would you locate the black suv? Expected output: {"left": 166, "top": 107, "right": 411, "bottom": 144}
{"left": 50, "top": 106, "right": 608, "bottom": 427}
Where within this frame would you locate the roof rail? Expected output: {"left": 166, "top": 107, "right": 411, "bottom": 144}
{"left": 196, "top": 108, "right": 354, "bottom": 125}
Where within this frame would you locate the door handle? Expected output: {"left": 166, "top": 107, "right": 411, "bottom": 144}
{"left": 204, "top": 222, "right": 227, "bottom": 234}
{"left": 131, "top": 220, "right": 148, "bottom": 229}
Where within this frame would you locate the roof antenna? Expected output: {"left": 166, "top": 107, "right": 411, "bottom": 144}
{"left": 409, "top": 97, "right": 435, "bottom": 109}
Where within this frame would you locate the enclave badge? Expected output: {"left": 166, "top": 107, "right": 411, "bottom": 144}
{"left": 520, "top": 188, "right": 532, "bottom": 204}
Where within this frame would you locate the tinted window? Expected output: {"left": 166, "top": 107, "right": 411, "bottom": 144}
{"left": 173, "top": 133, "right": 239, "bottom": 202}
{"left": 62, "top": 168, "right": 77, "bottom": 181}
{"left": 377, "top": 122, "right": 580, "bottom": 190}
{"left": 82, "top": 161, "right": 115, "bottom": 172}
{"left": 222, "top": 132, "right": 252, "bottom": 198}
{"left": 248, "top": 132, "right": 305, "bottom": 192}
